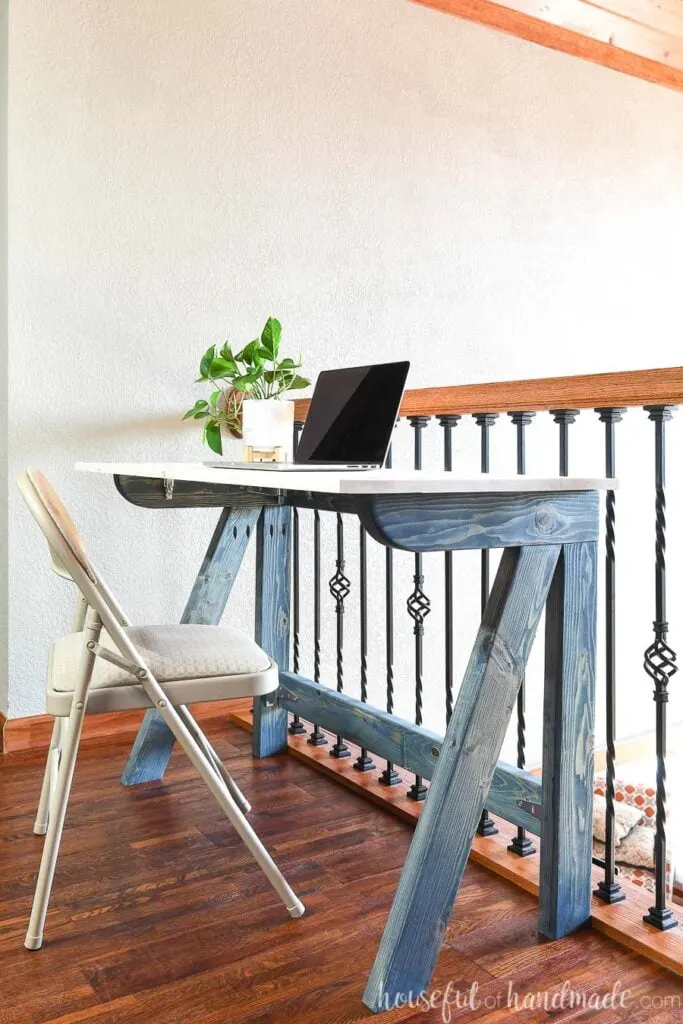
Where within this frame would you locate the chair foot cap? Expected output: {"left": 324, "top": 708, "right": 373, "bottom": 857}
{"left": 33, "top": 824, "right": 48, "bottom": 836}
{"left": 287, "top": 899, "right": 305, "bottom": 919}
{"left": 241, "top": 801, "right": 252, "bottom": 815}
{"left": 24, "top": 935, "right": 43, "bottom": 951}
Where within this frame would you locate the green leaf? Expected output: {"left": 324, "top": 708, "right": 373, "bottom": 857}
{"left": 208, "top": 356, "right": 236, "bottom": 379}
{"left": 219, "top": 341, "right": 234, "bottom": 361}
{"left": 277, "top": 357, "right": 300, "bottom": 370}
{"left": 182, "top": 399, "right": 208, "bottom": 420}
{"left": 232, "top": 370, "right": 261, "bottom": 391}
{"left": 287, "top": 375, "right": 311, "bottom": 390}
{"left": 235, "top": 339, "right": 263, "bottom": 366}
{"left": 209, "top": 390, "right": 222, "bottom": 408}
{"left": 199, "top": 346, "right": 215, "bottom": 379}
{"left": 260, "top": 317, "right": 282, "bottom": 359}
{"left": 203, "top": 419, "right": 223, "bottom": 455}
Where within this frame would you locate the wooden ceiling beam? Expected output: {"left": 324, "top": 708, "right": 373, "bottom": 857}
{"left": 412, "top": 0, "right": 683, "bottom": 92}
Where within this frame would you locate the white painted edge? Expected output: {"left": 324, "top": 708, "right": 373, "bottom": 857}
{"left": 75, "top": 462, "right": 617, "bottom": 495}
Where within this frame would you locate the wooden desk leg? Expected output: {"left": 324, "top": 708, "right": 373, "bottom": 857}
{"left": 120, "top": 506, "right": 261, "bottom": 786}
{"left": 363, "top": 544, "right": 560, "bottom": 1013}
{"left": 539, "top": 541, "right": 597, "bottom": 938}
{"left": 253, "top": 505, "right": 291, "bottom": 758}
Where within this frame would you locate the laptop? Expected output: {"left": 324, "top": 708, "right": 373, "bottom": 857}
{"left": 209, "top": 360, "right": 410, "bottom": 471}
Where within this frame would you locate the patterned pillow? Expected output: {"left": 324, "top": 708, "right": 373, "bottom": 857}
{"left": 592, "top": 793, "right": 643, "bottom": 844}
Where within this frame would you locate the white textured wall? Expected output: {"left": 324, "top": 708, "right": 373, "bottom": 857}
{"left": 7, "top": 0, "right": 683, "bottom": 765}
{"left": 0, "top": 0, "right": 8, "bottom": 716}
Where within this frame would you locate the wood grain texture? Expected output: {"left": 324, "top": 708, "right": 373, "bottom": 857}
{"left": 120, "top": 507, "right": 258, "bottom": 785}
{"left": 253, "top": 506, "right": 291, "bottom": 758}
{"left": 3, "top": 721, "right": 678, "bottom": 1024}
{"left": 411, "top": 0, "right": 683, "bottom": 92}
{"left": 0, "top": 701, "right": 254, "bottom": 755}
{"left": 278, "top": 671, "right": 543, "bottom": 833}
{"left": 363, "top": 544, "right": 560, "bottom": 1012}
{"left": 540, "top": 542, "right": 597, "bottom": 940}
{"left": 114, "top": 474, "right": 278, "bottom": 509}
{"left": 363, "top": 490, "right": 599, "bottom": 553}
{"left": 229, "top": 706, "right": 683, "bottom": 976}
{"left": 294, "top": 367, "right": 683, "bottom": 419}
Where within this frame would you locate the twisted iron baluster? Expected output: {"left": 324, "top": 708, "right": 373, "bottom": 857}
{"left": 475, "top": 412, "right": 499, "bottom": 836}
{"left": 354, "top": 521, "right": 375, "bottom": 771}
{"left": 507, "top": 411, "right": 536, "bottom": 857}
{"left": 593, "top": 407, "right": 626, "bottom": 903}
{"left": 307, "top": 508, "right": 327, "bottom": 746}
{"left": 289, "top": 420, "right": 307, "bottom": 736}
{"left": 380, "top": 442, "right": 401, "bottom": 787}
{"left": 330, "top": 512, "right": 351, "bottom": 758}
{"left": 643, "top": 405, "right": 678, "bottom": 931}
{"left": 407, "top": 416, "right": 431, "bottom": 801}
{"left": 439, "top": 415, "right": 461, "bottom": 725}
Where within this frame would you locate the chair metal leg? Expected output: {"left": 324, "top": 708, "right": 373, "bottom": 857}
{"left": 157, "top": 701, "right": 304, "bottom": 919}
{"left": 24, "top": 707, "right": 87, "bottom": 949}
{"left": 33, "top": 719, "right": 62, "bottom": 836}
{"left": 176, "top": 705, "right": 251, "bottom": 814}
{"left": 25, "top": 619, "right": 99, "bottom": 952}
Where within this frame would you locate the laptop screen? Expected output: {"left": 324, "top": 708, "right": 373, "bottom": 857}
{"left": 295, "top": 362, "right": 410, "bottom": 465}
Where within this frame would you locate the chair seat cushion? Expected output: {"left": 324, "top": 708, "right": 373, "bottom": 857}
{"left": 50, "top": 624, "right": 272, "bottom": 690}
{"left": 46, "top": 624, "right": 277, "bottom": 714}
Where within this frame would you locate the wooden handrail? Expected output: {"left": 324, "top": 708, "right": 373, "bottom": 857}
{"left": 294, "top": 366, "right": 683, "bottom": 420}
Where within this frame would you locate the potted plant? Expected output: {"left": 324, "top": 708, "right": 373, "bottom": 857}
{"left": 183, "top": 317, "right": 310, "bottom": 459}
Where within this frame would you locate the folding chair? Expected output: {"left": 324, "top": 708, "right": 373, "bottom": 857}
{"left": 18, "top": 468, "right": 304, "bottom": 951}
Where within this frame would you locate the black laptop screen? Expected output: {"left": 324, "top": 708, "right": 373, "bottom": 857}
{"left": 295, "top": 362, "right": 409, "bottom": 465}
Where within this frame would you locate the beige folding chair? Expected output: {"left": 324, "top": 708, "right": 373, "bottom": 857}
{"left": 18, "top": 468, "right": 304, "bottom": 951}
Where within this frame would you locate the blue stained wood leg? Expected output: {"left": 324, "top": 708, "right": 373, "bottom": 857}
{"left": 252, "top": 505, "right": 291, "bottom": 758}
{"left": 363, "top": 544, "right": 560, "bottom": 1013}
{"left": 539, "top": 541, "right": 597, "bottom": 939}
{"left": 120, "top": 506, "right": 261, "bottom": 786}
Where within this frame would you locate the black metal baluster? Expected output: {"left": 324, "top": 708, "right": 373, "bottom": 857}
{"left": 643, "top": 405, "right": 678, "bottom": 931}
{"left": 354, "top": 520, "right": 376, "bottom": 771}
{"left": 550, "top": 408, "right": 580, "bottom": 476}
{"left": 380, "top": 442, "right": 401, "bottom": 787}
{"left": 329, "top": 513, "right": 351, "bottom": 758}
{"left": 475, "top": 412, "right": 499, "bottom": 836}
{"left": 440, "top": 415, "right": 461, "bottom": 725}
{"left": 289, "top": 420, "right": 307, "bottom": 736}
{"left": 307, "top": 506, "right": 327, "bottom": 747}
{"left": 407, "top": 416, "right": 431, "bottom": 801}
{"left": 594, "top": 407, "right": 627, "bottom": 903}
{"left": 507, "top": 411, "right": 536, "bottom": 857}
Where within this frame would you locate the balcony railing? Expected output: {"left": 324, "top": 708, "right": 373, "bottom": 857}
{"left": 231, "top": 365, "right": 683, "bottom": 969}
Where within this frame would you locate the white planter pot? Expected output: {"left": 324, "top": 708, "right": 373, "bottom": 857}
{"left": 241, "top": 398, "right": 294, "bottom": 462}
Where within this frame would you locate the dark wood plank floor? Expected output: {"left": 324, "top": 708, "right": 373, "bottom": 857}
{"left": 1, "top": 720, "right": 681, "bottom": 1024}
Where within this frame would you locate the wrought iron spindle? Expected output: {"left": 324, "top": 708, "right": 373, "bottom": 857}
{"left": 507, "top": 411, "right": 536, "bottom": 857}
{"left": 307, "top": 507, "right": 327, "bottom": 746}
{"left": 380, "top": 442, "right": 401, "bottom": 787}
{"left": 289, "top": 420, "right": 307, "bottom": 736}
{"left": 354, "top": 521, "right": 376, "bottom": 771}
{"left": 439, "top": 415, "right": 461, "bottom": 725}
{"left": 550, "top": 409, "right": 580, "bottom": 476}
{"left": 594, "top": 408, "right": 626, "bottom": 903}
{"left": 643, "top": 405, "right": 678, "bottom": 931}
{"left": 329, "top": 513, "right": 351, "bottom": 758}
{"left": 475, "top": 412, "right": 499, "bottom": 836}
{"left": 407, "top": 416, "right": 431, "bottom": 801}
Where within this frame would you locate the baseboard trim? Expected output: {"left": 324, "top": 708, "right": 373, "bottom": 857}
{"left": 0, "top": 699, "right": 252, "bottom": 755}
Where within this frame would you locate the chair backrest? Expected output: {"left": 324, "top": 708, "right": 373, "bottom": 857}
{"left": 18, "top": 469, "right": 130, "bottom": 633}
{"left": 18, "top": 469, "right": 98, "bottom": 584}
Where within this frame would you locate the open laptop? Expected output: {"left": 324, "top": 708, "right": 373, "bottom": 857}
{"left": 208, "top": 360, "right": 409, "bottom": 471}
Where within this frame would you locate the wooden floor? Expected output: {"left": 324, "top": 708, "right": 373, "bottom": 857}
{"left": 1, "top": 721, "right": 682, "bottom": 1024}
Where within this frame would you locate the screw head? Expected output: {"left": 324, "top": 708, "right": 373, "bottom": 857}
{"left": 431, "top": 745, "right": 440, "bottom": 758}
{"left": 158, "top": 700, "right": 167, "bottom": 708}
